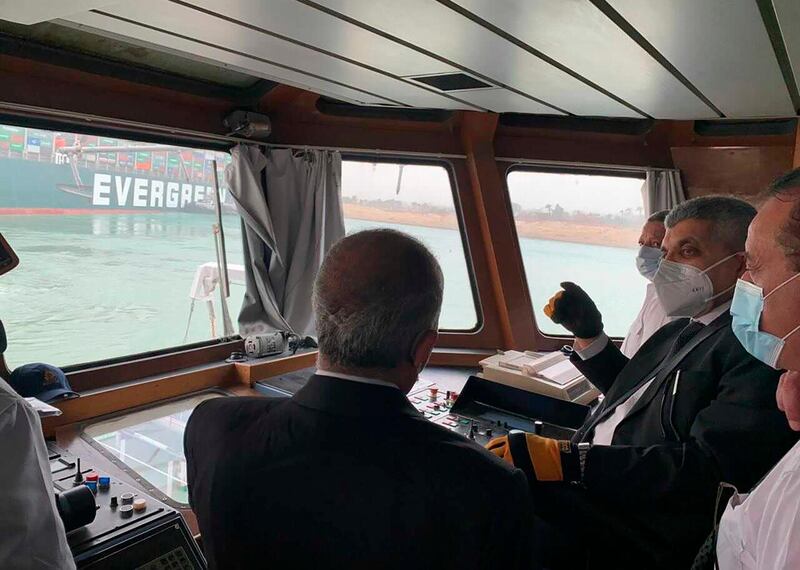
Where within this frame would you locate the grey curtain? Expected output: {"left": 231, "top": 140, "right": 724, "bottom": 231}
{"left": 226, "top": 145, "right": 345, "bottom": 336}
{"left": 643, "top": 169, "right": 686, "bottom": 215}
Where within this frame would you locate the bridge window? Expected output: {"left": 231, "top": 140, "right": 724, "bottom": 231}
{"left": 341, "top": 159, "right": 479, "bottom": 331}
{"left": 506, "top": 168, "right": 647, "bottom": 338}
{"left": 0, "top": 123, "right": 242, "bottom": 367}
{"left": 84, "top": 391, "right": 224, "bottom": 505}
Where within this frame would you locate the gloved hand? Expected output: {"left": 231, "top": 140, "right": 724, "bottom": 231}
{"left": 486, "top": 431, "right": 580, "bottom": 482}
{"left": 543, "top": 281, "right": 603, "bottom": 338}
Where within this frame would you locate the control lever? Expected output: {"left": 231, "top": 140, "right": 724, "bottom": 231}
{"left": 73, "top": 457, "right": 84, "bottom": 485}
{"left": 534, "top": 421, "right": 544, "bottom": 435}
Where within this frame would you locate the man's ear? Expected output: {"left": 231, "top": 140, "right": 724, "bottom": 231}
{"left": 733, "top": 251, "right": 747, "bottom": 278}
{"left": 412, "top": 330, "right": 438, "bottom": 372}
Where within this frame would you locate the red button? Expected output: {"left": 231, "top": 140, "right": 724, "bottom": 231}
{"left": 85, "top": 472, "right": 99, "bottom": 482}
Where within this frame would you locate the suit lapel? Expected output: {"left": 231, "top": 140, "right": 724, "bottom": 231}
{"left": 603, "top": 322, "right": 684, "bottom": 408}
{"left": 621, "top": 316, "right": 730, "bottom": 422}
{"left": 574, "top": 325, "right": 683, "bottom": 441}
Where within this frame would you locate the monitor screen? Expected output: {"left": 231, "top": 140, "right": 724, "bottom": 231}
{"left": 84, "top": 392, "right": 223, "bottom": 504}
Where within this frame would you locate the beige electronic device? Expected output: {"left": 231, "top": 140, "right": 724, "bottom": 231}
{"left": 479, "top": 350, "right": 600, "bottom": 405}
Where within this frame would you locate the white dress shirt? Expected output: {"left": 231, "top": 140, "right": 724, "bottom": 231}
{"left": 576, "top": 301, "right": 731, "bottom": 446}
{"left": 0, "top": 379, "right": 75, "bottom": 569}
{"left": 717, "top": 438, "right": 800, "bottom": 570}
{"left": 620, "top": 283, "right": 675, "bottom": 358}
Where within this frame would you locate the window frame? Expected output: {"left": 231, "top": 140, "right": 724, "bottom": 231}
{"left": 0, "top": 116, "right": 242, "bottom": 378}
{"left": 504, "top": 164, "right": 647, "bottom": 348}
{"left": 341, "top": 153, "right": 484, "bottom": 334}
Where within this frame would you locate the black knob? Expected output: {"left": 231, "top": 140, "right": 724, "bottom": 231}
{"left": 485, "top": 428, "right": 493, "bottom": 438}
{"left": 534, "top": 421, "right": 544, "bottom": 435}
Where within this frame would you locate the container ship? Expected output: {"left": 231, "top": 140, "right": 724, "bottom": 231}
{"left": 0, "top": 125, "right": 234, "bottom": 215}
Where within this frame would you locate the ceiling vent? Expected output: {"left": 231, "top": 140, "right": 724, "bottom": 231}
{"left": 408, "top": 72, "right": 492, "bottom": 91}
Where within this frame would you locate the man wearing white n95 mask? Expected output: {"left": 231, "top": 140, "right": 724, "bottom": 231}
{"left": 715, "top": 170, "right": 800, "bottom": 570}
{"left": 494, "top": 196, "right": 796, "bottom": 570}
{"left": 622, "top": 209, "right": 675, "bottom": 357}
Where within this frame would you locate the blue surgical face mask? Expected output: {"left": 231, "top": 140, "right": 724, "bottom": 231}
{"left": 636, "top": 245, "right": 663, "bottom": 281}
{"left": 731, "top": 274, "right": 800, "bottom": 369}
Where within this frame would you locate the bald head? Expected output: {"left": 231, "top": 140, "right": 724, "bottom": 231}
{"left": 313, "top": 229, "right": 443, "bottom": 370}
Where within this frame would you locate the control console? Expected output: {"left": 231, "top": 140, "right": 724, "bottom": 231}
{"left": 48, "top": 443, "right": 206, "bottom": 569}
{"left": 407, "top": 375, "right": 591, "bottom": 445}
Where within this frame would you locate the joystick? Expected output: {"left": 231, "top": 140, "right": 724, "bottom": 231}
{"left": 73, "top": 458, "right": 84, "bottom": 485}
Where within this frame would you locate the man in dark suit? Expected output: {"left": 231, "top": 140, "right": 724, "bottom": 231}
{"left": 185, "top": 229, "right": 536, "bottom": 570}
{"left": 488, "top": 196, "right": 798, "bottom": 569}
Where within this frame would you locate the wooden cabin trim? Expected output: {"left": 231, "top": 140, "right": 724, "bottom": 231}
{"left": 64, "top": 340, "right": 245, "bottom": 392}
{"left": 42, "top": 362, "right": 237, "bottom": 436}
{"left": 42, "top": 350, "right": 316, "bottom": 436}
{"left": 428, "top": 348, "right": 493, "bottom": 367}
{"left": 794, "top": 125, "right": 800, "bottom": 168}
{"left": 233, "top": 351, "right": 318, "bottom": 386}
{"left": 43, "top": 347, "right": 489, "bottom": 437}
{"left": 459, "top": 112, "right": 539, "bottom": 350}
{"left": 0, "top": 53, "right": 233, "bottom": 137}
{"left": 435, "top": 158, "right": 504, "bottom": 348}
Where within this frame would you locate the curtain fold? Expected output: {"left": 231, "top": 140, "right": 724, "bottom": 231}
{"left": 226, "top": 145, "right": 344, "bottom": 336}
{"left": 643, "top": 169, "right": 686, "bottom": 215}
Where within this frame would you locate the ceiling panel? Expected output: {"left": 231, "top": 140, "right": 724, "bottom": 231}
{"left": 609, "top": 0, "right": 794, "bottom": 118}
{"left": 182, "top": 0, "right": 560, "bottom": 114}
{"left": 773, "top": 0, "right": 800, "bottom": 109}
{"left": 454, "top": 88, "right": 563, "bottom": 115}
{"left": 452, "top": 0, "right": 715, "bottom": 120}
{"left": 64, "top": 11, "right": 398, "bottom": 107}
{"left": 184, "top": 0, "right": 453, "bottom": 78}
{"left": 0, "top": 0, "right": 115, "bottom": 24}
{"left": 65, "top": 0, "right": 481, "bottom": 110}
{"left": 313, "top": 0, "right": 640, "bottom": 117}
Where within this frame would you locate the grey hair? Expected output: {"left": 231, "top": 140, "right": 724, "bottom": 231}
{"left": 665, "top": 195, "right": 756, "bottom": 251}
{"left": 313, "top": 229, "right": 444, "bottom": 369}
{"left": 647, "top": 209, "right": 669, "bottom": 224}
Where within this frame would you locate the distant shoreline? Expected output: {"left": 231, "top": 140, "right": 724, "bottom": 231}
{"left": 343, "top": 204, "right": 639, "bottom": 248}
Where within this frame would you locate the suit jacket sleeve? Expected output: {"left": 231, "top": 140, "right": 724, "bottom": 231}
{"left": 497, "top": 469, "right": 540, "bottom": 570}
{"left": 570, "top": 338, "right": 630, "bottom": 395}
{"left": 184, "top": 398, "right": 227, "bottom": 512}
{"left": 582, "top": 350, "right": 795, "bottom": 508}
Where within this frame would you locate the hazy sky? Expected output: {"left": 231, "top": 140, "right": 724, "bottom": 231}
{"left": 342, "top": 161, "right": 645, "bottom": 215}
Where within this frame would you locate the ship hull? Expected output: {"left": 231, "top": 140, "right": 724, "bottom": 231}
{"left": 0, "top": 156, "right": 232, "bottom": 214}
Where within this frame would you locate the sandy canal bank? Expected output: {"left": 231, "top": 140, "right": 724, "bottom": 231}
{"left": 343, "top": 204, "right": 639, "bottom": 249}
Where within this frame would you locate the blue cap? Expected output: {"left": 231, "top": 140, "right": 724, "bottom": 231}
{"left": 9, "top": 363, "right": 78, "bottom": 403}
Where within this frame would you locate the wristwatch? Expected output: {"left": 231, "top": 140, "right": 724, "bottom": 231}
{"left": 577, "top": 442, "right": 591, "bottom": 481}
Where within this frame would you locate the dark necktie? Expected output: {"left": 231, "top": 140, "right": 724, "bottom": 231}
{"left": 668, "top": 320, "right": 705, "bottom": 358}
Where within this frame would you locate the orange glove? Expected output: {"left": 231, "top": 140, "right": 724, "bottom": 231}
{"left": 487, "top": 431, "right": 580, "bottom": 482}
